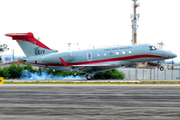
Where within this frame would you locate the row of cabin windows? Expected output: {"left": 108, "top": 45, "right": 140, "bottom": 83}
{"left": 97, "top": 50, "right": 132, "bottom": 57}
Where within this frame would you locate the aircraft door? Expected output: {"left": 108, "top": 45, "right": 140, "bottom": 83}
{"left": 87, "top": 52, "right": 92, "bottom": 61}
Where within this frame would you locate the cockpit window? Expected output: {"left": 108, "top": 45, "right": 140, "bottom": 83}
{"left": 149, "top": 46, "right": 157, "bottom": 50}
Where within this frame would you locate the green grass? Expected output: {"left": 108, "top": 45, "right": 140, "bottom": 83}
{"left": 3, "top": 81, "right": 180, "bottom": 84}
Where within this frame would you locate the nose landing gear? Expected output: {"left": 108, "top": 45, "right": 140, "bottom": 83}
{"left": 157, "top": 60, "right": 165, "bottom": 71}
{"left": 159, "top": 66, "right": 164, "bottom": 71}
{"left": 157, "top": 65, "right": 164, "bottom": 71}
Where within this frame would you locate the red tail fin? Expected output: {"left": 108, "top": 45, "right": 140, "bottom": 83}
{"left": 5, "top": 32, "right": 52, "bottom": 50}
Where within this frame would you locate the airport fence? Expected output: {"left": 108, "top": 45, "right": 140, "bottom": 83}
{"left": 117, "top": 68, "right": 180, "bottom": 80}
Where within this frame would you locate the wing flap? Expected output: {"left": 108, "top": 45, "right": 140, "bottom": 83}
{"left": 72, "top": 64, "right": 118, "bottom": 67}
{"left": 71, "top": 63, "right": 118, "bottom": 73}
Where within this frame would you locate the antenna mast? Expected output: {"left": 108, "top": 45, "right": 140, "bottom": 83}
{"left": 157, "top": 41, "right": 165, "bottom": 50}
{"left": 131, "top": 0, "right": 140, "bottom": 45}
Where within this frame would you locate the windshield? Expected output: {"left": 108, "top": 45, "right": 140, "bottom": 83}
{"left": 149, "top": 46, "right": 157, "bottom": 50}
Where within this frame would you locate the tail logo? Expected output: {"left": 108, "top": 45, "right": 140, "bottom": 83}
{"left": 34, "top": 47, "right": 45, "bottom": 55}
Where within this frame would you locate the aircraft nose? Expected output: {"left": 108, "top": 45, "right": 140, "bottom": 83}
{"left": 168, "top": 52, "right": 177, "bottom": 59}
{"left": 171, "top": 53, "right": 177, "bottom": 58}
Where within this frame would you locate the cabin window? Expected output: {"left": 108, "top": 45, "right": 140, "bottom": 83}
{"left": 116, "top": 51, "right": 119, "bottom": 55}
{"left": 149, "top": 46, "right": 157, "bottom": 50}
{"left": 87, "top": 52, "right": 92, "bottom": 61}
{"left": 88, "top": 53, "right": 91, "bottom": 57}
{"left": 122, "top": 51, "right": 125, "bottom": 54}
{"left": 104, "top": 53, "right": 107, "bottom": 56}
{"left": 129, "top": 51, "right": 132, "bottom": 54}
{"left": 97, "top": 53, "right": 100, "bottom": 57}
{"left": 110, "top": 52, "right": 113, "bottom": 55}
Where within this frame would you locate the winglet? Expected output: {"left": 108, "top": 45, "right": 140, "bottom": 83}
{"left": 59, "top": 57, "right": 71, "bottom": 66}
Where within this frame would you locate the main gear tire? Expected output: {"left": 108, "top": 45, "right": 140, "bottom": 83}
{"left": 86, "top": 75, "right": 92, "bottom": 80}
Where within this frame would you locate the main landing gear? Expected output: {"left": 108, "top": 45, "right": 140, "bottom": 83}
{"left": 74, "top": 72, "right": 93, "bottom": 80}
{"left": 86, "top": 75, "right": 92, "bottom": 80}
{"left": 86, "top": 72, "right": 94, "bottom": 80}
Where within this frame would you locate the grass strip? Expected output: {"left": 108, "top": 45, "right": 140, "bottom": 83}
{"left": 3, "top": 81, "right": 180, "bottom": 84}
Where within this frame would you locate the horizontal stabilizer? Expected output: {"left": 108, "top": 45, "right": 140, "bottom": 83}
{"left": 5, "top": 33, "right": 28, "bottom": 37}
{"left": 5, "top": 32, "right": 58, "bottom": 57}
{"left": 5, "top": 32, "right": 52, "bottom": 50}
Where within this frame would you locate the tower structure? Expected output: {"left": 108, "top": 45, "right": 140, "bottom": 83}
{"left": 157, "top": 42, "right": 165, "bottom": 50}
{"left": 131, "top": 0, "right": 140, "bottom": 45}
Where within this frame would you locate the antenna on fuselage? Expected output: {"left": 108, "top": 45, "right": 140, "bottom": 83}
{"left": 68, "top": 43, "right": 71, "bottom": 51}
{"left": 67, "top": 42, "right": 80, "bottom": 51}
{"left": 131, "top": 0, "right": 140, "bottom": 45}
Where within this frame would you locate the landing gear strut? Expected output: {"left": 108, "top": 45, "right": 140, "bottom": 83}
{"left": 157, "top": 60, "right": 165, "bottom": 71}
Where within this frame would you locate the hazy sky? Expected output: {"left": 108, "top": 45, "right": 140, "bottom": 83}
{"left": 0, "top": 0, "right": 180, "bottom": 60}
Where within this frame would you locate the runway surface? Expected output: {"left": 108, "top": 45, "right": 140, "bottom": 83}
{"left": 0, "top": 85, "right": 180, "bottom": 120}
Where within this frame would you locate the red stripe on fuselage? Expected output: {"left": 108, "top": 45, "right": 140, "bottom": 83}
{"left": 26, "top": 54, "right": 164, "bottom": 66}
{"left": 69, "top": 54, "right": 163, "bottom": 65}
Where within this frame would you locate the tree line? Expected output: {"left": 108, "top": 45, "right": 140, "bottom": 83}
{"left": 0, "top": 64, "right": 125, "bottom": 80}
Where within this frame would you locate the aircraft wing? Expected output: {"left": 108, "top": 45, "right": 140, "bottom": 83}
{"left": 71, "top": 63, "right": 118, "bottom": 73}
{"left": 59, "top": 57, "right": 119, "bottom": 73}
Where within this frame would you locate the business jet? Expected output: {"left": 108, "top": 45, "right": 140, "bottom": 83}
{"left": 5, "top": 32, "right": 177, "bottom": 80}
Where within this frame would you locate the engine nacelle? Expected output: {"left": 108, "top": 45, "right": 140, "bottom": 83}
{"left": 42, "top": 52, "right": 72, "bottom": 63}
